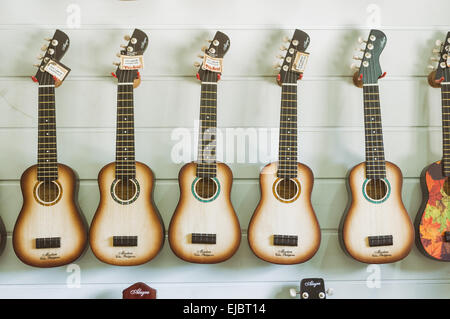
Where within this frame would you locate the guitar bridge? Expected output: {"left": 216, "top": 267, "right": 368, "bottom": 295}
{"left": 273, "top": 235, "right": 298, "bottom": 246}
{"left": 113, "top": 236, "right": 138, "bottom": 247}
{"left": 35, "top": 237, "right": 61, "bottom": 249}
{"left": 368, "top": 235, "right": 393, "bottom": 247}
{"left": 191, "top": 233, "right": 216, "bottom": 244}
{"left": 444, "top": 231, "right": 450, "bottom": 242}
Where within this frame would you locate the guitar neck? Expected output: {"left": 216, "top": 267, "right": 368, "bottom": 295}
{"left": 115, "top": 82, "right": 136, "bottom": 180}
{"left": 442, "top": 83, "right": 450, "bottom": 176}
{"left": 277, "top": 82, "right": 298, "bottom": 179}
{"left": 196, "top": 81, "right": 217, "bottom": 178}
{"left": 37, "top": 81, "right": 58, "bottom": 181}
{"left": 363, "top": 84, "right": 386, "bottom": 179}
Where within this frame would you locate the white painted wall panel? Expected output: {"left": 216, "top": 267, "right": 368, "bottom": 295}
{"left": 0, "top": 0, "right": 448, "bottom": 299}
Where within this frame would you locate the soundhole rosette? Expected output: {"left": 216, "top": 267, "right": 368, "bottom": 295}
{"left": 191, "top": 177, "right": 220, "bottom": 202}
{"left": 362, "top": 178, "right": 391, "bottom": 203}
{"left": 110, "top": 178, "right": 140, "bottom": 205}
{"left": 272, "top": 178, "right": 301, "bottom": 203}
{"left": 34, "top": 180, "right": 62, "bottom": 206}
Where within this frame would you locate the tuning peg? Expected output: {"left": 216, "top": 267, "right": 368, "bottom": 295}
{"left": 44, "top": 37, "right": 52, "bottom": 42}
{"left": 351, "top": 63, "right": 360, "bottom": 70}
{"left": 194, "top": 62, "right": 201, "bottom": 68}
{"left": 197, "top": 54, "right": 204, "bottom": 59}
{"left": 273, "top": 63, "right": 281, "bottom": 69}
{"left": 436, "top": 40, "right": 443, "bottom": 47}
{"left": 116, "top": 53, "right": 121, "bottom": 58}
{"left": 124, "top": 35, "right": 131, "bottom": 41}
{"left": 112, "top": 62, "right": 120, "bottom": 66}
{"left": 428, "top": 64, "right": 436, "bottom": 70}
{"left": 276, "top": 55, "right": 284, "bottom": 60}
{"left": 33, "top": 64, "right": 40, "bottom": 68}
{"left": 207, "top": 40, "right": 212, "bottom": 43}
{"left": 430, "top": 57, "right": 440, "bottom": 62}
{"left": 41, "top": 45, "right": 48, "bottom": 51}
{"left": 280, "top": 45, "right": 287, "bottom": 51}
{"left": 289, "top": 288, "right": 298, "bottom": 298}
{"left": 358, "top": 37, "right": 367, "bottom": 44}
{"left": 120, "top": 44, "right": 127, "bottom": 49}
{"left": 353, "top": 55, "right": 362, "bottom": 60}
{"left": 283, "top": 36, "right": 291, "bottom": 43}
{"left": 432, "top": 48, "right": 441, "bottom": 54}
{"left": 37, "top": 54, "right": 44, "bottom": 60}
{"left": 201, "top": 46, "right": 208, "bottom": 52}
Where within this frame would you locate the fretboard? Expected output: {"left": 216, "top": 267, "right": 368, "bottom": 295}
{"left": 277, "top": 82, "right": 298, "bottom": 179}
{"left": 196, "top": 82, "right": 217, "bottom": 178}
{"left": 115, "top": 82, "right": 136, "bottom": 180}
{"left": 363, "top": 84, "right": 386, "bottom": 179}
{"left": 37, "top": 82, "right": 58, "bottom": 181}
{"left": 441, "top": 83, "right": 450, "bottom": 176}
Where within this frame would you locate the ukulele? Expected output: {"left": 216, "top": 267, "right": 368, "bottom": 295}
{"left": 12, "top": 30, "right": 87, "bottom": 267}
{"left": 340, "top": 30, "right": 414, "bottom": 264}
{"left": 168, "top": 31, "right": 241, "bottom": 263}
{"left": 247, "top": 30, "right": 321, "bottom": 264}
{"left": 89, "top": 29, "right": 165, "bottom": 266}
{"left": 415, "top": 32, "right": 450, "bottom": 261}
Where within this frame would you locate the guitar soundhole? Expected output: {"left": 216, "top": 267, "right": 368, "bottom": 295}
{"left": 34, "top": 181, "right": 61, "bottom": 205}
{"left": 443, "top": 178, "right": 450, "bottom": 196}
{"left": 114, "top": 179, "right": 137, "bottom": 201}
{"left": 275, "top": 178, "right": 299, "bottom": 201}
{"left": 194, "top": 178, "right": 218, "bottom": 200}
{"left": 365, "top": 179, "right": 388, "bottom": 200}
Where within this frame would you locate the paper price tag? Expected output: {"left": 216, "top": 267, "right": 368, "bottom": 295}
{"left": 43, "top": 59, "right": 71, "bottom": 82}
{"left": 202, "top": 54, "right": 223, "bottom": 73}
{"left": 292, "top": 51, "right": 309, "bottom": 73}
{"left": 120, "top": 55, "right": 144, "bottom": 70}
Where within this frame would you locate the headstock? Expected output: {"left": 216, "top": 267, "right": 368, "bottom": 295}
{"left": 32, "top": 29, "right": 70, "bottom": 87}
{"left": 194, "top": 31, "right": 230, "bottom": 82}
{"left": 112, "top": 29, "right": 149, "bottom": 88}
{"left": 289, "top": 278, "right": 332, "bottom": 299}
{"left": 351, "top": 29, "right": 387, "bottom": 87}
{"left": 428, "top": 32, "right": 450, "bottom": 88}
{"left": 275, "top": 29, "right": 310, "bottom": 85}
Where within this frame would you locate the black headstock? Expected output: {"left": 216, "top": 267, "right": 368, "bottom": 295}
{"left": 195, "top": 31, "right": 230, "bottom": 82}
{"left": 277, "top": 29, "right": 310, "bottom": 85}
{"left": 299, "top": 278, "right": 326, "bottom": 299}
{"left": 34, "top": 29, "right": 70, "bottom": 85}
{"left": 114, "top": 29, "right": 149, "bottom": 83}
{"left": 433, "top": 32, "right": 450, "bottom": 83}
{"left": 353, "top": 29, "right": 387, "bottom": 85}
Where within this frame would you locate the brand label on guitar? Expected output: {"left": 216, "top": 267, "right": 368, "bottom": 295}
{"left": 44, "top": 59, "right": 71, "bottom": 82}
{"left": 202, "top": 54, "right": 223, "bottom": 73}
{"left": 194, "top": 249, "right": 214, "bottom": 257}
{"left": 115, "top": 250, "right": 136, "bottom": 259}
{"left": 39, "top": 252, "right": 60, "bottom": 260}
{"left": 275, "top": 249, "right": 295, "bottom": 257}
{"left": 292, "top": 51, "right": 309, "bottom": 73}
{"left": 371, "top": 249, "right": 392, "bottom": 257}
{"left": 120, "top": 55, "right": 144, "bottom": 70}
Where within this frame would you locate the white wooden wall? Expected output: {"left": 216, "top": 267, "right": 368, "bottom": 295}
{"left": 0, "top": 0, "right": 448, "bottom": 299}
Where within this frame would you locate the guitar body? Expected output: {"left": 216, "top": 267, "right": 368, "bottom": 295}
{"left": 341, "top": 161, "right": 414, "bottom": 263}
{"left": 248, "top": 162, "right": 320, "bottom": 264}
{"left": 415, "top": 161, "right": 450, "bottom": 261}
{"left": 168, "top": 162, "right": 241, "bottom": 263}
{"left": 13, "top": 164, "right": 87, "bottom": 267}
{"left": 89, "top": 161, "right": 164, "bottom": 266}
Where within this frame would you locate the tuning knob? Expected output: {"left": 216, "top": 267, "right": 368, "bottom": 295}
{"left": 33, "top": 64, "right": 40, "bottom": 68}
{"left": 207, "top": 40, "right": 212, "bottom": 43}
{"left": 197, "top": 54, "right": 204, "bottom": 59}
{"left": 120, "top": 44, "right": 127, "bottom": 49}
{"left": 436, "top": 40, "right": 443, "bottom": 47}
{"left": 116, "top": 53, "right": 121, "bottom": 58}
{"left": 44, "top": 37, "right": 52, "bottom": 42}
{"left": 37, "top": 54, "right": 44, "bottom": 60}
{"left": 428, "top": 64, "right": 436, "bottom": 70}
{"left": 201, "top": 46, "right": 208, "bottom": 52}
{"left": 276, "top": 54, "right": 284, "bottom": 59}
{"left": 194, "top": 62, "right": 201, "bottom": 67}
{"left": 112, "top": 62, "right": 120, "bottom": 66}
{"left": 430, "top": 57, "right": 440, "bottom": 62}
{"left": 351, "top": 63, "right": 360, "bottom": 70}
{"left": 283, "top": 36, "right": 291, "bottom": 43}
{"left": 41, "top": 45, "right": 48, "bottom": 51}
{"left": 273, "top": 63, "right": 281, "bottom": 69}
{"left": 124, "top": 35, "right": 131, "bottom": 41}
{"left": 353, "top": 55, "right": 362, "bottom": 60}
{"left": 289, "top": 288, "right": 298, "bottom": 298}
{"left": 358, "top": 37, "right": 367, "bottom": 44}
{"left": 280, "top": 45, "right": 287, "bottom": 51}
{"left": 433, "top": 48, "right": 441, "bottom": 54}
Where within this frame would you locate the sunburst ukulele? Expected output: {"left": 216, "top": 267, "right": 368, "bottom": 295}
{"left": 168, "top": 31, "right": 241, "bottom": 263}
{"left": 13, "top": 30, "right": 87, "bottom": 267}
{"left": 248, "top": 30, "right": 320, "bottom": 264}
{"left": 341, "top": 30, "right": 414, "bottom": 264}
{"left": 415, "top": 32, "right": 450, "bottom": 261}
{"left": 89, "top": 29, "right": 165, "bottom": 266}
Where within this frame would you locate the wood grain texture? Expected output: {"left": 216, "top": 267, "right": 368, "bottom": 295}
{"left": 168, "top": 162, "right": 241, "bottom": 263}
{"left": 89, "top": 161, "right": 165, "bottom": 266}
{"left": 341, "top": 161, "right": 414, "bottom": 264}
{"left": 248, "top": 162, "right": 320, "bottom": 264}
{"left": 12, "top": 164, "right": 87, "bottom": 267}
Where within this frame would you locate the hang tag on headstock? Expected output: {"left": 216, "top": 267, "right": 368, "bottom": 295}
{"left": 120, "top": 55, "right": 144, "bottom": 70}
{"left": 43, "top": 59, "right": 71, "bottom": 82}
{"left": 202, "top": 54, "right": 223, "bottom": 73}
{"left": 292, "top": 51, "right": 309, "bottom": 73}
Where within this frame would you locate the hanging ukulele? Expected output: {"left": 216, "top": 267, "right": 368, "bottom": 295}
{"left": 168, "top": 31, "right": 241, "bottom": 263}
{"left": 12, "top": 30, "right": 88, "bottom": 267}
{"left": 415, "top": 32, "right": 450, "bottom": 261}
{"left": 247, "top": 30, "right": 321, "bottom": 264}
{"left": 340, "top": 30, "right": 414, "bottom": 264}
{"left": 89, "top": 29, "right": 165, "bottom": 266}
